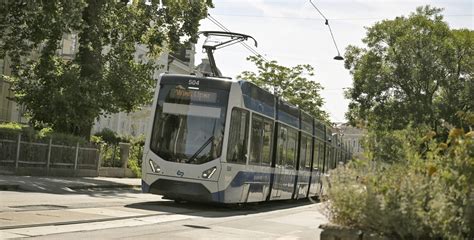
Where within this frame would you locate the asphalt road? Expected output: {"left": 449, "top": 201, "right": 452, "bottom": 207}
{"left": 0, "top": 189, "right": 328, "bottom": 239}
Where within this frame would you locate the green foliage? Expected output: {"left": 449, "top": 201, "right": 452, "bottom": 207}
{"left": 0, "top": 122, "right": 23, "bottom": 131}
{"left": 38, "top": 127, "right": 53, "bottom": 138}
{"left": 0, "top": 122, "right": 88, "bottom": 145}
{"left": 337, "top": 8, "right": 474, "bottom": 236}
{"left": 128, "top": 135, "right": 145, "bottom": 177}
{"left": 99, "top": 144, "right": 121, "bottom": 168}
{"left": 92, "top": 129, "right": 144, "bottom": 177}
{"left": 94, "top": 128, "right": 120, "bottom": 145}
{"left": 238, "top": 56, "right": 329, "bottom": 123}
{"left": 325, "top": 128, "right": 474, "bottom": 239}
{"left": 47, "top": 131, "right": 89, "bottom": 146}
{"left": 92, "top": 129, "right": 120, "bottom": 167}
{"left": 0, "top": 122, "right": 24, "bottom": 139}
{"left": 427, "top": 128, "right": 474, "bottom": 238}
{"left": 362, "top": 126, "right": 430, "bottom": 164}
{"left": 0, "top": 0, "right": 213, "bottom": 137}
{"left": 344, "top": 6, "right": 474, "bottom": 131}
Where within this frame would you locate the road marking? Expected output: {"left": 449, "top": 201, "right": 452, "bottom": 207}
{"left": 0, "top": 214, "right": 201, "bottom": 239}
{"left": 68, "top": 207, "right": 143, "bottom": 218}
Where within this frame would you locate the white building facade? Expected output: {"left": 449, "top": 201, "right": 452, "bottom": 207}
{"left": 337, "top": 123, "right": 366, "bottom": 159}
{"left": 0, "top": 58, "right": 28, "bottom": 124}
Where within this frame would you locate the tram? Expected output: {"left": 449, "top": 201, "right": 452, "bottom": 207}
{"left": 141, "top": 73, "right": 352, "bottom": 204}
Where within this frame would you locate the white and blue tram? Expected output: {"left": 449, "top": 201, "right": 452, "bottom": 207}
{"left": 141, "top": 74, "right": 351, "bottom": 204}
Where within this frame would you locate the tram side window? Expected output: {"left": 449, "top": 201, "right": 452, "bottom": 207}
{"left": 249, "top": 114, "right": 263, "bottom": 165}
{"left": 317, "top": 142, "right": 324, "bottom": 172}
{"left": 299, "top": 136, "right": 307, "bottom": 170}
{"left": 276, "top": 127, "right": 287, "bottom": 168}
{"left": 285, "top": 127, "right": 298, "bottom": 169}
{"left": 226, "top": 108, "right": 249, "bottom": 164}
{"left": 249, "top": 114, "right": 273, "bottom": 166}
{"left": 299, "top": 135, "right": 312, "bottom": 171}
{"left": 326, "top": 147, "right": 332, "bottom": 171}
{"left": 313, "top": 141, "right": 320, "bottom": 172}
{"left": 276, "top": 125, "right": 297, "bottom": 169}
{"left": 304, "top": 136, "right": 312, "bottom": 170}
{"left": 261, "top": 118, "right": 273, "bottom": 166}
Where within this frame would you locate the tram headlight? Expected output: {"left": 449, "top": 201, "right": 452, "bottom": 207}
{"left": 148, "top": 159, "right": 161, "bottom": 173}
{"left": 201, "top": 166, "right": 217, "bottom": 179}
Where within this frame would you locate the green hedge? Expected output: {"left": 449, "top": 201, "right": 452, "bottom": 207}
{"left": 1, "top": 123, "right": 144, "bottom": 177}
{"left": 92, "top": 128, "right": 144, "bottom": 177}
{"left": 325, "top": 127, "right": 474, "bottom": 239}
{"left": 0, "top": 122, "right": 89, "bottom": 146}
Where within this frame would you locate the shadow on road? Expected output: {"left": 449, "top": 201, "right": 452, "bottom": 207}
{"left": 0, "top": 175, "right": 141, "bottom": 197}
{"left": 125, "top": 198, "right": 317, "bottom": 218}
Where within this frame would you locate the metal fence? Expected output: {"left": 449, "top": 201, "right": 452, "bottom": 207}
{"left": 0, "top": 134, "right": 100, "bottom": 175}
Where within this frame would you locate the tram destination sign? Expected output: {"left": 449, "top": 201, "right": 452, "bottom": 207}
{"left": 169, "top": 87, "right": 217, "bottom": 104}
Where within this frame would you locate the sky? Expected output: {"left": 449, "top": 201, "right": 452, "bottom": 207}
{"left": 193, "top": 0, "right": 473, "bottom": 123}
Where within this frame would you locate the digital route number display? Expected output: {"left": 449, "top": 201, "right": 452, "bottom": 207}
{"left": 169, "top": 87, "right": 217, "bottom": 104}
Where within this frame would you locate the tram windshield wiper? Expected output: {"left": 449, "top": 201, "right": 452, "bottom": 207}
{"left": 187, "top": 136, "right": 215, "bottom": 164}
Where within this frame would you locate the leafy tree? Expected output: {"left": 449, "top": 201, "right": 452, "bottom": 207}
{"left": 0, "top": 0, "right": 213, "bottom": 137}
{"left": 238, "top": 56, "right": 329, "bottom": 123}
{"left": 344, "top": 6, "right": 473, "bottom": 131}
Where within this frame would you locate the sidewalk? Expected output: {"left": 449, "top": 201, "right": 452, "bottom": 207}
{"left": 0, "top": 175, "right": 141, "bottom": 194}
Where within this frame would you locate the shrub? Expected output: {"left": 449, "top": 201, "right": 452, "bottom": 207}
{"left": 94, "top": 128, "right": 121, "bottom": 145}
{"left": 128, "top": 135, "right": 144, "bottom": 177}
{"left": 92, "top": 129, "right": 144, "bottom": 177}
{"left": 0, "top": 122, "right": 24, "bottom": 139}
{"left": 325, "top": 127, "right": 474, "bottom": 239}
{"left": 0, "top": 122, "right": 23, "bottom": 131}
{"left": 0, "top": 122, "right": 88, "bottom": 146}
{"left": 42, "top": 130, "right": 89, "bottom": 146}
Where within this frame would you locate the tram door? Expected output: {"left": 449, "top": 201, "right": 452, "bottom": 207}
{"left": 271, "top": 127, "right": 286, "bottom": 199}
{"left": 271, "top": 125, "right": 297, "bottom": 200}
{"left": 273, "top": 144, "right": 284, "bottom": 199}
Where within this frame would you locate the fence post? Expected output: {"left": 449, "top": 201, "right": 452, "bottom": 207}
{"left": 46, "top": 137, "right": 52, "bottom": 175}
{"left": 95, "top": 147, "right": 101, "bottom": 177}
{"left": 15, "top": 133, "right": 21, "bottom": 171}
{"left": 119, "top": 142, "right": 130, "bottom": 177}
{"left": 74, "top": 142, "right": 79, "bottom": 171}
{"left": 119, "top": 142, "right": 130, "bottom": 169}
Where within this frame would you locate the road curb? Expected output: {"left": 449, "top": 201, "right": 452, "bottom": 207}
{"left": 67, "top": 184, "right": 141, "bottom": 190}
{"left": 0, "top": 183, "right": 141, "bottom": 193}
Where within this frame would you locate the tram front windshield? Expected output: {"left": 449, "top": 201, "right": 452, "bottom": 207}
{"left": 150, "top": 84, "right": 229, "bottom": 164}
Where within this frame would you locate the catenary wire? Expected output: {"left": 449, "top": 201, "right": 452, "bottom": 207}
{"left": 308, "top": 0, "right": 342, "bottom": 56}
{"left": 207, "top": 14, "right": 270, "bottom": 62}
{"left": 207, "top": 14, "right": 264, "bottom": 59}
{"left": 206, "top": 13, "right": 345, "bottom": 122}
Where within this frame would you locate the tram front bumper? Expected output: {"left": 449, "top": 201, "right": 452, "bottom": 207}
{"left": 146, "top": 177, "right": 219, "bottom": 203}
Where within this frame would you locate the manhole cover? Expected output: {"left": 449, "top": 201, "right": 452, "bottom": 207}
{"left": 10, "top": 204, "right": 69, "bottom": 211}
